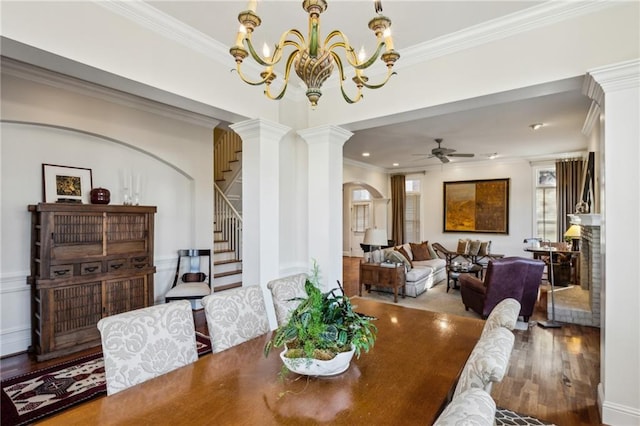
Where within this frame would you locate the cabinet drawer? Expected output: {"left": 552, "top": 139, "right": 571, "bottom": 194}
{"left": 81, "top": 261, "right": 103, "bottom": 275}
{"left": 50, "top": 264, "right": 73, "bottom": 279}
{"left": 130, "top": 256, "right": 149, "bottom": 270}
{"left": 107, "top": 259, "right": 129, "bottom": 272}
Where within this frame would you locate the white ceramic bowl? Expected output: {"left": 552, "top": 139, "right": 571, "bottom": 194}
{"left": 280, "top": 346, "right": 355, "bottom": 376}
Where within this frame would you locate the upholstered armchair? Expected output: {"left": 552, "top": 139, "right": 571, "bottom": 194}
{"left": 459, "top": 257, "right": 544, "bottom": 321}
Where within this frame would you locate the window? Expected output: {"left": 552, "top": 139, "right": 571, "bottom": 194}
{"left": 405, "top": 179, "right": 421, "bottom": 242}
{"left": 352, "top": 203, "right": 370, "bottom": 233}
{"left": 535, "top": 167, "right": 557, "bottom": 241}
{"left": 352, "top": 189, "right": 371, "bottom": 201}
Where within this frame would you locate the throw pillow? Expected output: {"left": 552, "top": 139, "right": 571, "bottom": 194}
{"left": 385, "top": 250, "right": 412, "bottom": 271}
{"left": 410, "top": 242, "right": 431, "bottom": 261}
{"left": 478, "top": 241, "right": 492, "bottom": 256}
{"left": 394, "top": 246, "right": 413, "bottom": 268}
{"left": 468, "top": 240, "right": 482, "bottom": 256}
{"left": 457, "top": 239, "right": 470, "bottom": 254}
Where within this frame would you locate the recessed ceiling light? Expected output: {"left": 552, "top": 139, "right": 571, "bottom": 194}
{"left": 392, "top": 163, "right": 399, "bottom": 167}
{"left": 362, "top": 152, "right": 370, "bottom": 157}
{"left": 488, "top": 153, "right": 498, "bottom": 160}
{"left": 529, "top": 123, "right": 544, "bottom": 130}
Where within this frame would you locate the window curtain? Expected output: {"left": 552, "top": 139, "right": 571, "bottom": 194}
{"left": 391, "top": 174, "right": 405, "bottom": 245}
{"left": 555, "top": 159, "right": 583, "bottom": 241}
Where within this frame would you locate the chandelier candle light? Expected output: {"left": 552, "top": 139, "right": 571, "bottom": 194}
{"left": 229, "top": 0, "right": 400, "bottom": 107}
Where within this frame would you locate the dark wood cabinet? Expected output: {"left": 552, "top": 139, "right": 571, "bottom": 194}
{"left": 27, "top": 203, "right": 156, "bottom": 360}
{"left": 359, "top": 262, "right": 406, "bottom": 303}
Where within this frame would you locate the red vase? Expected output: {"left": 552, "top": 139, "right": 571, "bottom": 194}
{"left": 90, "top": 187, "right": 111, "bottom": 204}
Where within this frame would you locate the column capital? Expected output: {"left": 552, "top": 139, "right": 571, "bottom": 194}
{"left": 230, "top": 118, "right": 291, "bottom": 141}
{"left": 297, "top": 125, "right": 353, "bottom": 147}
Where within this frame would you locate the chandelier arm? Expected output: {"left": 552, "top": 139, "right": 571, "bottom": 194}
{"left": 262, "top": 49, "right": 300, "bottom": 101}
{"left": 325, "top": 39, "right": 386, "bottom": 70}
{"left": 232, "top": 64, "right": 273, "bottom": 86}
{"left": 329, "top": 52, "right": 363, "bottom": 104}
{"left": 271, "top": 29, "right": 305, "bottom": 63}
{"left": 359, "top": 69, "right": 397, "bottom": 90}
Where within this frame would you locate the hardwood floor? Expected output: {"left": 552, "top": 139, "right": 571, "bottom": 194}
{"left": 344, "top": 255, "right": 602, "bottom": 426}
{"left": 1, "top": 257, "right": 601, "bottom": 425}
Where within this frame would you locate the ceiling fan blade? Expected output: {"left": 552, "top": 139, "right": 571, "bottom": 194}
{"left": 439, "top": 156, "right": 450, "bottom": 164}
{"left": 448, "top": 153, "right": 475, "bottom": 158}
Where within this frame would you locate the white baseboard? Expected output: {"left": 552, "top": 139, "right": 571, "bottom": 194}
{"left": 599, "top": 383, "right": 640, "bottom": 425}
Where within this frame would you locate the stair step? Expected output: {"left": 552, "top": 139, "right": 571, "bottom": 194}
{"left": 213, "top": 271, "right": 242, "bottom": 287}
{"left": 214, "top": 250, "right": 236, "bottom": 262}
{"left": 215, "top": 260, "right": 242, "bottom": 274}
{"left": 215, "top": 270, "right": 242, "bottom": 278}
{"left": 213, "top": 282, "right": 243, "bottom": 292}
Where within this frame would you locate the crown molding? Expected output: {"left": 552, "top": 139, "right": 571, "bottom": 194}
{"left": 95, "top": 0, "right": 304, "bottom": 99}
{"left": 96, "top": 1, "right": 614, "bottom": 98}
{"left": 1, "top": 57, "right": 220, "bottom": 128}
{"left": 399, "top": 1, "right": 617, "bottom": 69}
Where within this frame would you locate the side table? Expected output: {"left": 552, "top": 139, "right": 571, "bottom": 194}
{"left": 359, "top": 262, "right": 406, "bottom": 303}
{"left": 447, "top": 264, "right": 482, "bottom": 292}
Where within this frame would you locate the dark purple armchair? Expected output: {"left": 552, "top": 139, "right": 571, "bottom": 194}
{"left": 459, "top": 257, "right": 544, "bottom": 322}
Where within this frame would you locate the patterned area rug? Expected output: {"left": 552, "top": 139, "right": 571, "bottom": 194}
{"left": 1, "top": 332, "right": 211, "bottom": 426}
{"left": 496, "top": 407, "right": 557, "bottom": 425}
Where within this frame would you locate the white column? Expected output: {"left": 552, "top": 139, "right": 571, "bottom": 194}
{"left": 586, "top": 59, "right": 640, "bottom": 425}
{"left": 298, "top": 125, "right": 353, "bottom": 292}
{"left": 230, "top": 118, "right": 291, "bottom": 329}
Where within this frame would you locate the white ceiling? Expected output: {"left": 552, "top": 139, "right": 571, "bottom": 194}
{"left": 147, "top": 0, "right": 592, "bottom": 171}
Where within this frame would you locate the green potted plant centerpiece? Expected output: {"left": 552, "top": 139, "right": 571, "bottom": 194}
{"left": 264, "top": 262, "right": 377, "bottom": 376}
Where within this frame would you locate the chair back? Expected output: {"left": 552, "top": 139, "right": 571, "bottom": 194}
{"left": 98, "top": 300, "right": 198, "bottom": 395}
{"left": 481, "top": 257, "right": 529, "bottom": 317}
{"left": 453, "top": 327, "right": 515, "bottom": 399}
{"left": 165, "top": 249, "right": 212, "bottom": 303}
{"left": 519, "top": 258, "right": 545, "bottom": 319}
{"left": 482, "top": 298, "right": 521, "bottom": 338}
{"left": 267, "top": 273, "right": 308, "bottom": 326}
{"left": 202, "top": 286, "right": 270, "bottom": 353}
{"left": 434, "top": 388, "right": 496, "bottom": 426}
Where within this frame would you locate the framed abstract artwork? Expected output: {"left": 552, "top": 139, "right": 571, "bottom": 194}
{"left": 42, "top": 164, "right": 93, "bottom": 204}
{"left": 443, "top": 178, "right": 509, "bottom": 234}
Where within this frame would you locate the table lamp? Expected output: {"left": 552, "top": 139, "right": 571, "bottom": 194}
{"left": 564, "top": 225, "right": 581, "bottom": 251}
{"left": 363, "top": 228, "right": 388, "bottom": 261}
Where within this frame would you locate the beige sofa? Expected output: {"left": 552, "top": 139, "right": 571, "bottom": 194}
{"left": 370, "top": 242, "right": 446, "bottom": 297}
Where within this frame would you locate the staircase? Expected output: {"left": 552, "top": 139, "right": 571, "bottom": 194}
{"left": 213, "top": 129, "right": 243, "bottom": 291}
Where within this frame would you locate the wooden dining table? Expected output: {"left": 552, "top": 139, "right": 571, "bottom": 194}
{"left": 39, "top": 298, "right": 484, "bottom": 425}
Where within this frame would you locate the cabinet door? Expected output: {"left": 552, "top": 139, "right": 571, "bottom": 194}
{"left": 46, "top": 282, "right": 102, "bottom": 351}
{"left": 106, "top": 213, "right": 149, "bottom": 255}
{"left": 49, "top": 212, "right": 104, "bottom": 267}
{"left": 104, "top": 275, "right": 149, "bottom": 316}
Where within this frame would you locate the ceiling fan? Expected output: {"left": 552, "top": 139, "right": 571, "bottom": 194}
{"left": 413, "top": 138, "right": 475, "bottom": 163}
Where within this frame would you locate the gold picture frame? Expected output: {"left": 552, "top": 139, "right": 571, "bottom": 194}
{"left": 443, "top": 178, "right": 509, "bottom": 234}
{"left": 42, "top": 164, "right": 93, "bottom": 204}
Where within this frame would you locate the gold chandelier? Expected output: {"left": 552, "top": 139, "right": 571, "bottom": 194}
{"left": 229, "top": 0, "right": 400, "bottom": 107}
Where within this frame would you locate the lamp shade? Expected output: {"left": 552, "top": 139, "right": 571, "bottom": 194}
{"left": 564, "top": 225, "right": 581, "bottom": 239}
{"left": 363, "top": 228, "right": 388, "bottom": 246}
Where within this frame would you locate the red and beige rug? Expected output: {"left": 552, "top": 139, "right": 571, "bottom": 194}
{"left": 1, "top": 332, "right": 211, "bottom": 426}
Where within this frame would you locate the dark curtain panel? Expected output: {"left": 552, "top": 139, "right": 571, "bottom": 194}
{"left": 391, "top": 174, "right": 406, "bottom": 245}
{"left": 556, "top": 159, "right": 584, "bottom": 241}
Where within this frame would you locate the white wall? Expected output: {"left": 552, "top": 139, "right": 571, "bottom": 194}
{"left": 343, "top": 159, "right": 534, "bottom": 258}
{"left": 0, "top": 68, "right": 215, "bottom": 357}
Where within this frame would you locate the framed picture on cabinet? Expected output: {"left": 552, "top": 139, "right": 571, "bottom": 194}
{"left": 42, "top": 164, "right": 93, "bottom": 204}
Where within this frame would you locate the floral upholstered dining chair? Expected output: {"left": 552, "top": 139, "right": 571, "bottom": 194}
{"left": 98, "top": 300, "right": 198, "bottom": 395}
{"left": 202, "top": 286, "right": 270, "bottom": 353}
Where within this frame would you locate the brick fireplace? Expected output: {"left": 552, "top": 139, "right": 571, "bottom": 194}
{"left": 549, "top": 214, "right": 601, "bottom": 327}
